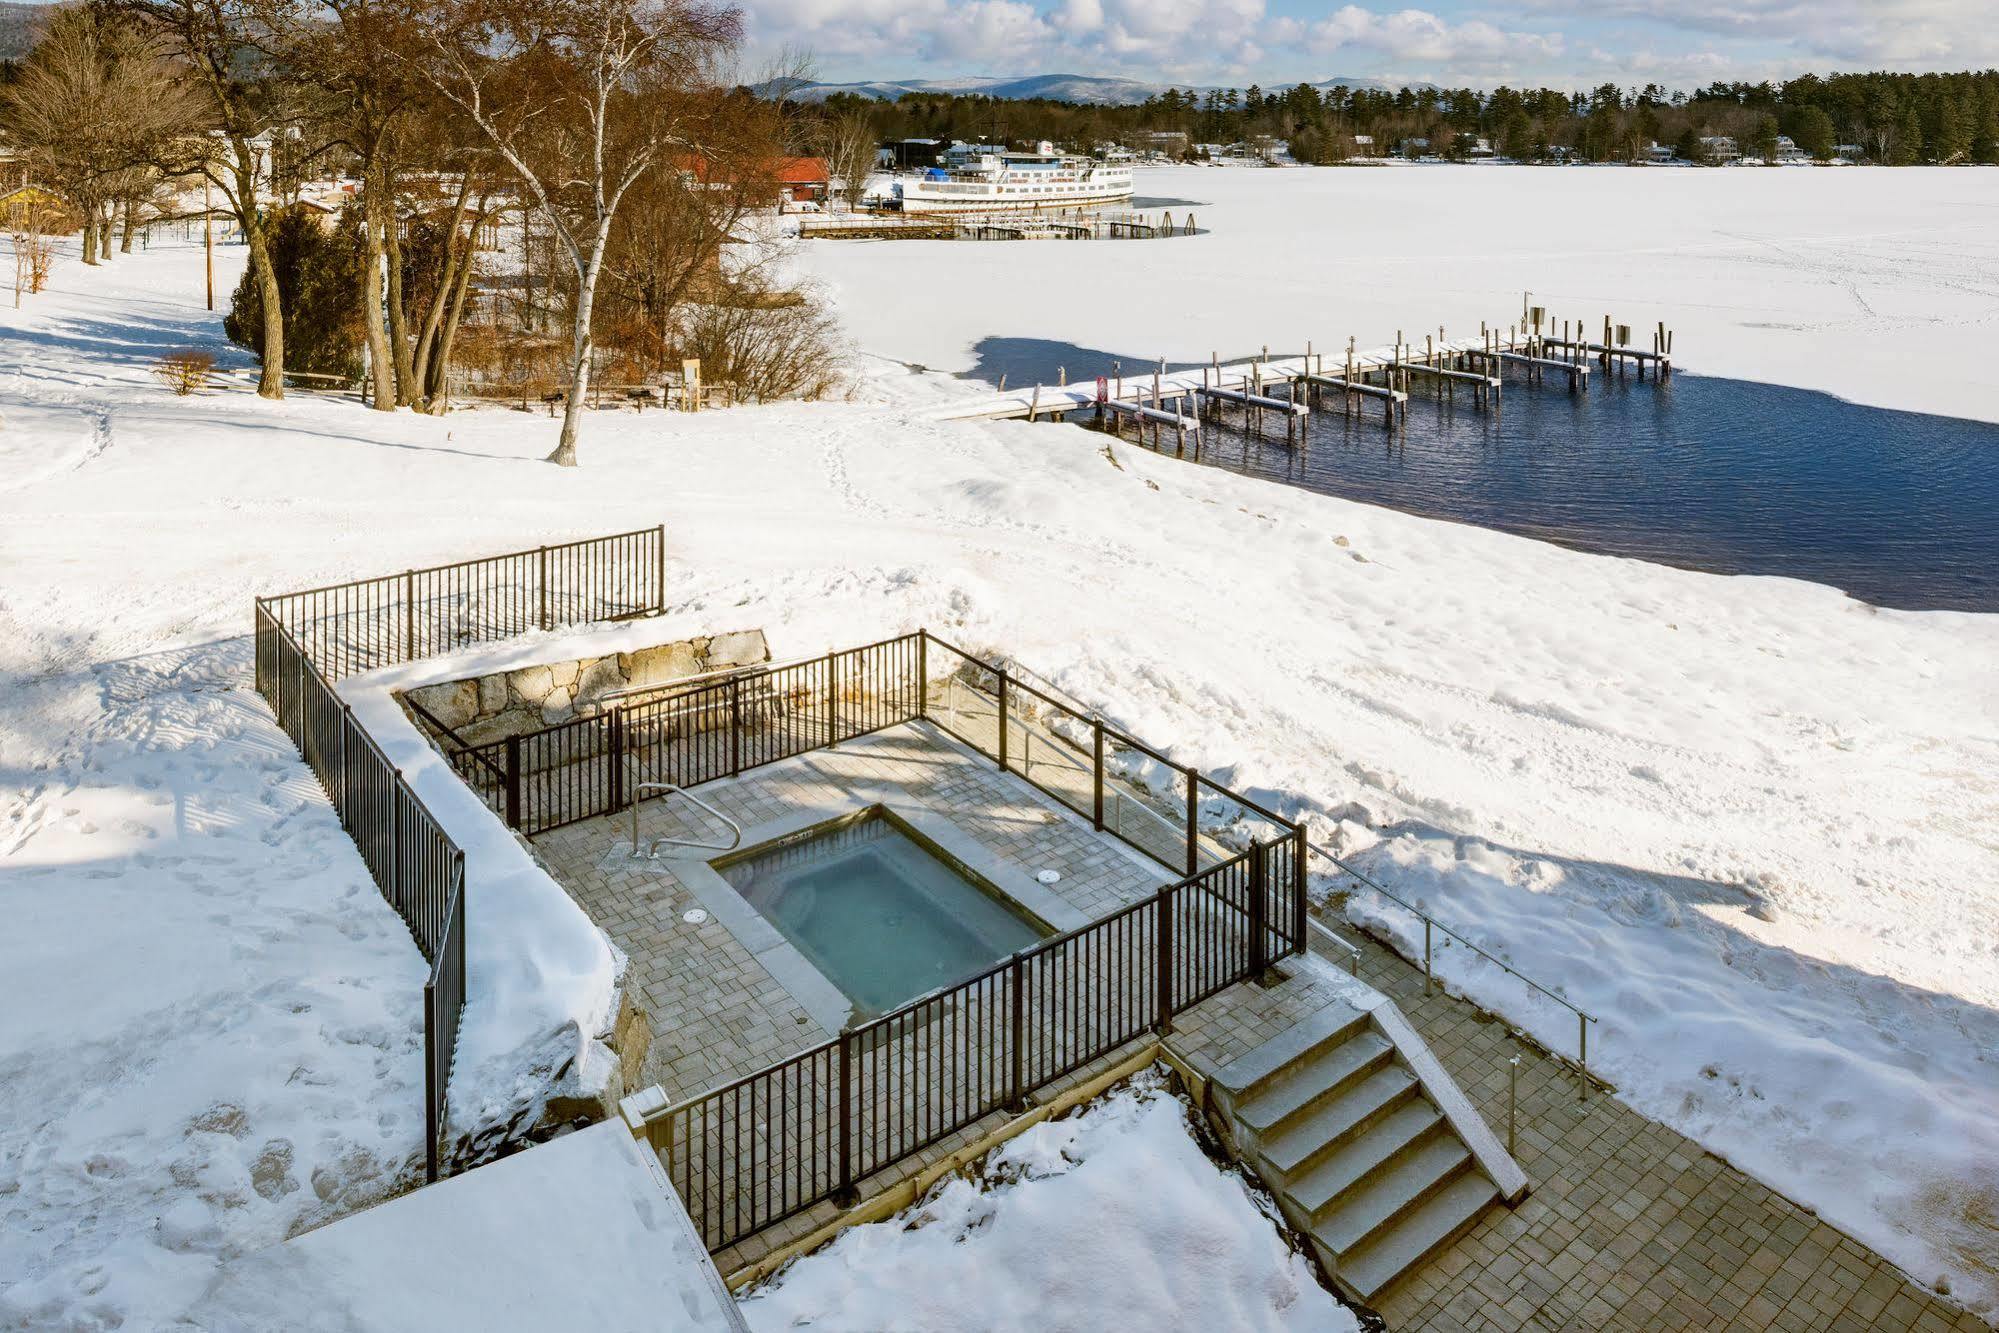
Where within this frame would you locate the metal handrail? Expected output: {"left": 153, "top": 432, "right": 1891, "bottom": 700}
{"left": 627, "top": 764, "right": 743, "bottom": 857}
{"left": 1307, "top": 837, "right": 1599, "bottom": 1087}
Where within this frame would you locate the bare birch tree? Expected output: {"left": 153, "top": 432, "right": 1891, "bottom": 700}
{"left": 400, "top": 0, "right": 741, "bottom": 465}
{"left": 820, "top": 109, "right": 878, "bottom": 213}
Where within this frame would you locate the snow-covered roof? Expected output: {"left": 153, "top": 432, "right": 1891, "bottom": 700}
{"left": 194, "top": 1123, "right": 746, "bottom": 1331}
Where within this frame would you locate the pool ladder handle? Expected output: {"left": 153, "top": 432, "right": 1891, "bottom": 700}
{"left": 628, "top": 767, "right": 743, "bottom": 858}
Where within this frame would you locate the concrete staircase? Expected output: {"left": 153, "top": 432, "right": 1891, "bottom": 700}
{"left": 1199, "top": 1000, "right": 1526, "bottom": 1306}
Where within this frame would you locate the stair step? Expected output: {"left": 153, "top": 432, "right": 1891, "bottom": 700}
{"left": 1262, "top": 1064, "right": 1416, "bottom": 1177}
{"left": 1287, "top": 1099, "right": 1443, "bottom": 1218}
{"left": 1335, "top": 1169, "right": 1500, "bottom": 1302}
{"left": 1316, "top": 1134, "right": 1472, "bottom": 1256}
{"left": 1211, "top": 1002, "right": 1373, "bottom": 1101}
{"left": 1238, "top": 1031, "right": 1393, "bottom": 1136}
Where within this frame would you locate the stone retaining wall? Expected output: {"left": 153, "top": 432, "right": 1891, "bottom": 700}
{"left": 403, "top": 629, "right": 769, "bottom": 748}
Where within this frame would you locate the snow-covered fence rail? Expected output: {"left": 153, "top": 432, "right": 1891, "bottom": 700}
{"left": 254, "top": 607, "right": 467, "bottom": 1183}
{"left": 251, "top": 526, "right": 669, "bottom": 1183}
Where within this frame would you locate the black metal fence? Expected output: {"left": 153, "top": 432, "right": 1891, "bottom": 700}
{"left": 257, "top": 526, "right": 666, "bottom": 681}
{"left": 251, "top": 526, "right": 668, "bottom": 1181}
{"left": 658, "top": 838, "right": 1302, "bottom": 1252}
{"left": 429, "top": 628, "right": 1310, "bottom": 1252}
{"left": 447, "top": 634, "right": 924, "bottom": 836}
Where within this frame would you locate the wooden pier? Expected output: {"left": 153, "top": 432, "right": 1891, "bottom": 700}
{"left": 1536, "top": 338, "right": 1672, "bottom": 379}
{"left": 932, "top": 302, "right": 1678, "bottom": 450}
{"left": 796, "top": 208, "right": 1197, "bottom": 243}
{"left": 1468, "top": 348, "right": 1592, "bottom": 394}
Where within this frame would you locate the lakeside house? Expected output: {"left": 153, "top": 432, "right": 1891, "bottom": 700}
{"left": 774, "top": 157, "right": 830, "bottom": 207}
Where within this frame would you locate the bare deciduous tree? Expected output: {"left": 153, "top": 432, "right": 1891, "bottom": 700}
{"left": 819, "top": 109, "right": 878, "bottom": 213}
{"left": 120, "top": 0, "right": 307, "bottom": 398}
{"left": 399, "top": 0, "right": 742, "bottom": 464}
{"left": 0, "top": 8, "right": 198, "bottom": 267}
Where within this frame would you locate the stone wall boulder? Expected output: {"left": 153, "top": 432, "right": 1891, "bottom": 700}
{"left": 399, "top": 628, "right": 770, "bottom": 748}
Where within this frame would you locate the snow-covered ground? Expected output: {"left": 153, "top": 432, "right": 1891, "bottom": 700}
{"left": 738, "top": 1070, "right": 1357, "bottom": 1333}
{"left": 800, "top": 164, "right": 1999, "bottom": 425}
{"left": 1, "top": 172, "right": 1994, "bottom": 1329}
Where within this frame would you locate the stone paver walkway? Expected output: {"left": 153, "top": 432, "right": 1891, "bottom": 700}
{"left": 523, "top": 718, "right": 1985, "bottom": 1331}
{"left": 1296, "top": 923, "right": 1989, "bottom": 1332}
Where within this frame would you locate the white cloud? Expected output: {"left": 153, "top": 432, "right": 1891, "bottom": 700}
{"left": 741, "top": 0, "right": 1998, "bottom": 88}
{"left": 1521, "top": 0, "right": 1999, "bottom": 68}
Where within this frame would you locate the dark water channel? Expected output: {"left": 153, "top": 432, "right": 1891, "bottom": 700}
{"left": 1024, "top": 351, "right": 1997, "bottom": 612}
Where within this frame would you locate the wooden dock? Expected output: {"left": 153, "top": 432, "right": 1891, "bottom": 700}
{"left": 932, "top": 305, "right": 1677, "bottom": 442}
{"left": 796, "top": 208, "right": 1198, "bottom": 243}
{"left": 1536, "top": 337, "right": 1672, "bottom": 379}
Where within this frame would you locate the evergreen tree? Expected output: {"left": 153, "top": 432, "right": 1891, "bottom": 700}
{"left": 1893, "top": 104, "right": 1926, "bottom": 163}
{"left": 1791, "top": 106, "right": 1836, "bottom": 160}
{"left": 1746, "top": 115, "right": 1779, "bottom": 161}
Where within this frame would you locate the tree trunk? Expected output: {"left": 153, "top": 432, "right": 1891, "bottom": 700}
{"left": 81, "top": 211, "right": 98, "bottom": 265}
{"left": 120, "top": 199, "right": 137, "bottom": 253}
{"left": 242, "top": 208, "right": 285, "bottom": 400}
{"left": 548, "top": 254, "right": 602, "bottom": 466}
{"left": 421, "top": 216, "right": 482, "bottom": 412}
{"left": 409, "top": 181, "right": 473, "bottom": 398}
{"left": 360, "top": 161, "right": 396, "bottom": 411}
{"left": 96, "top": 208, "right": 115, "bottom": 264}
{"left": 384, "top": 184, "right": 416, "bottom": 406}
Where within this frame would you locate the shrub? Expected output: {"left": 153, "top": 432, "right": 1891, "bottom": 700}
{"left": 224, "top": 205, "right": 364, "bottom": 382}
{"left": 153, "top": 349, "right": 215, "bottom": 395}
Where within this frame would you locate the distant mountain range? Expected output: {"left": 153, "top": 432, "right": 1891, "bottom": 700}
{"left": 0, "top": 4, "right": 55, "bottom": 60}
{"left": 761, "top": 73, "right": 1433, "bottom": 106}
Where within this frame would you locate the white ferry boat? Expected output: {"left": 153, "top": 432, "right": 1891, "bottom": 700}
{"left": 891, "top": 142, "right": 1133, "bottom": 214}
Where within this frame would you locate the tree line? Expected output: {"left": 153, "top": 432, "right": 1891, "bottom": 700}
{"left": 0, "top": 0, "right": 836, "bottom": 465}
{"left": 818, "top": 70, "right": 1999, "bottom": 166}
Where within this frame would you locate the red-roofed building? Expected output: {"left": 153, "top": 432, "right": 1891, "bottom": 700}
{"left": 773, "top": 157, "right": 829, "bottom": 206}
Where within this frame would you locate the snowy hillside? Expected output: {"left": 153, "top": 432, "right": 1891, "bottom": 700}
{"left": 1, "top": 163, "right": 1995, "bottom": 1327}
{"left": 738, "top": 1071, "right": 1359, "bottom": 1332}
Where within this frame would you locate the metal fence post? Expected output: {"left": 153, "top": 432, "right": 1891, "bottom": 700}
{"left": 1092, "top": 721, "right": 1105, "bottom": 830}
{"left": 504, "top": 734, "right": 522, "bottom": 830}
{"left": 653, "top": 524, "right": 666, "bottom": 614}
{"left": 1291, "top": 825, "right": 1307, "bottom": 957}
{"left": 826, "top": 653, "right": 840, "bottom": 744}
{"left": 1249, "top": 841, "right": 1269, "bottom": 979}
{"left": 1154, "top": 886, "right": 1175, "bottom": 1034}
{"left": 1184, "top": 768, "right": 1199, "bottom": 874}
{"left": 423, "top": 976, "right": 439, "bottom": 1183}
{"left": 996, "top": 672, "right": 1009, "bottom": 771}
{"left": 537, "top": 546, "right": 550, "bottom": 632}
{"left": 1423, "top": 918, "right": 1433, "bottom": 995}
{"left": 403, "top": 571, "right": 415, "bottom": 663}
{"left": 916, "top": 632, "right": 928, "bottom": 720}
{"left": 391, "top": 781, "right": 405, "bottom": 914}
{"left": 729, "top": 676, "right": 743, "bottom": 776}
{"left": 607, "top": 710, "right": 625, "bottom": 812}
{"left": 337, "top": 704, "right": 352, "bottom": 830}
{"left": 1009, "top": 953, "right": 1027, "bottom": 1110}
{"left": 1508, "top": 1053, "right": 1520, "bottom": 1154}
{"left": 1579, "top": 1015, "right": 1590, "bottom": 1103}
{"left": 836, "top": 1026, "right": 856, "bottom": 1203}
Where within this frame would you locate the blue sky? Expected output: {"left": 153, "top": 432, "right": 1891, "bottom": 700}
{"left": 745, "top": 0, "right": 1998, "bottom": 91}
